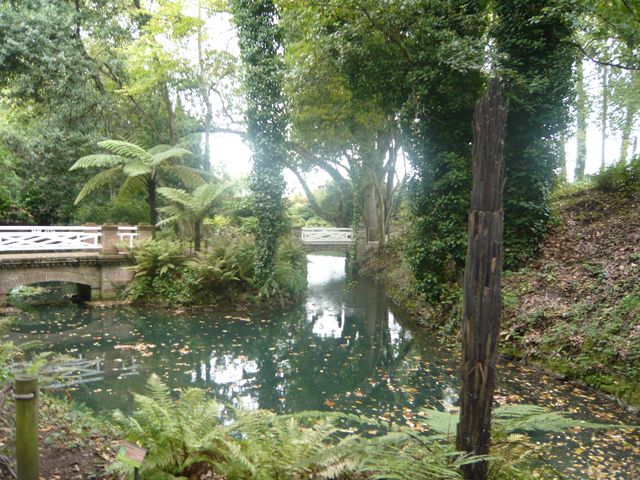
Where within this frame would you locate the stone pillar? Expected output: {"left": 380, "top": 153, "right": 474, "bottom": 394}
{"left": 136, "top": 224, "right": 153, "bottom": 243}
{"left": 101, "top": 224, "right": 119, "bottom": 255}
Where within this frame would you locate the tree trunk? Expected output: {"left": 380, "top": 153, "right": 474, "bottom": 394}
{"left": 198, "top": 0, "right": 213, "bottom": 171}
{"left": 148, "top": 177, "right": 158, "bottom": 236}
{"left": 619, "top": 103, "right": 636, "bottom": 163}
{"left": 575, "top": 60, "right": 587, "bottom": 181}
{"left": 600, "top": 65, "right": 608, "bottom": 170}
{"left": 363, "top": 183, "right": 381, "bottom": 242}
{"left": 194, "top": 219, "right": 202, "bottom": 252}
{"left": 559, "top": 132, "right": 567, "bottom": 181}
{"left": 161, "top": 79, "right": 178, "bottom": 146}
{"left": 456, "top": 78, "right": 507, "bottom": 480}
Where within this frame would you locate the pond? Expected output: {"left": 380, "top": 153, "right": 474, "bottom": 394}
{"left": 5, "top": 254, "right": 640, "bottom": 478}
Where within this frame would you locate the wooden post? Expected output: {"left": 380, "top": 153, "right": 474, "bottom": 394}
{"left": 15, "top": 375, "right": 39, "bottom": 480}
{"left": 456, "top": 78, "right": 507, "bottom": 480}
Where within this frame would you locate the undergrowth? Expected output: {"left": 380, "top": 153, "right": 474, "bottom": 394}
{"left": 125, "top": 233, "right": 307, "bottom": 306}
{"left": 111, "top": 376, "right": 626, "bottom": 480}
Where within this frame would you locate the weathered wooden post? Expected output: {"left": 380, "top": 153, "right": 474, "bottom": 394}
{"left": 15, "top": 375, "right": 39, "bottom": 480}
{"left": 456, "top": 78, "right": 507, "bottom": 480}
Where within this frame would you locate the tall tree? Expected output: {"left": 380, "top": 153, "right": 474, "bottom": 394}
{"left": 70, "top": 140, "right": 205, "bottom": 227}
{"left": 575, "top": 59, "right": 588, "bottom": 181}
{"left": 600, "top": 64, "right": 609, "bottom": 168}
{"left": 231, "top": 0, "right": 288, "bottom": 292}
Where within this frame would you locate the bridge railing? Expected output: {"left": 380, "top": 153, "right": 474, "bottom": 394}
{"left": 0, "top": 225, "right": 142, "bottom": 253}
{"left": 300, "top": 227, "right": 353, "bottom": 245}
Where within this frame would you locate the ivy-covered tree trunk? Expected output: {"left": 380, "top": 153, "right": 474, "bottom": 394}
{"left": 232, "top": 0, "right": 287, "bottom": 292}
{"left": 493, "top": 0, "right": 578, "bottom": 268}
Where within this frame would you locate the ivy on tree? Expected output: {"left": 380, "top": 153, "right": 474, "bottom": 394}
{"left": 231, "top": 0, "right": 287, "bottom": 292}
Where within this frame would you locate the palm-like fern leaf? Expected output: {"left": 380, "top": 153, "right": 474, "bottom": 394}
{"left": 116, "top": 175, "right": 148, "bottom": 202}
{"left": 122, "top": 160, "right": 152, "bottom": 177}
{"left": 149, "top": 147, "right": 192, "bottom": 166}
{"left": 70, "top": 154, "right": 124, "bottom": 170}
{"left": 74, "top": 167, "right": 122, "bottom": 204}
{"left": 98, "top": 139, "right": 149, "bottom": 160}
{"left": 157, "top": 187, "right": 193, "bottom": 208}
{"left": 167, "top": 165, "right": 207, "bottom": 189}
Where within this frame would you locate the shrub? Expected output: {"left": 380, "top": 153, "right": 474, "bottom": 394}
{"left": 262, "top": 237, "right": 307, "bottom": 302}
{"left": 126, "top": 239, "right": 190, "bottom": 303}
{"left": 595, "top": 157, "right": 640, "bottom": 194}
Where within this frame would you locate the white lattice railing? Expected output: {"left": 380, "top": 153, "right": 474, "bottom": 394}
{"left": 300, "top": 227, "right": 353, "bottom": 245}
{"left": 117, "top": 226, "right": 138, "bottom": 248}
{"left": 0, "top": 226, "right": 138, "bottom": 252}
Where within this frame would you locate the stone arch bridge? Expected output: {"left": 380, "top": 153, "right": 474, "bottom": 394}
{"left": 0, "top": 225, "right": 152, "bottom": 305}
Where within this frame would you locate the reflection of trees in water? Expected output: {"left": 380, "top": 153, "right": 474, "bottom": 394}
{"left": 11, "top": 281, "right": 457, "bottom": 417}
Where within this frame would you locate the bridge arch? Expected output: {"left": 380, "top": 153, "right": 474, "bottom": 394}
{"left": 0, "top": 269, "right": 102, "bottom": 304}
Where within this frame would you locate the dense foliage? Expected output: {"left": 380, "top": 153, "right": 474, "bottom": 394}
{"left": 493, "top": 0, "right": 579, "bottom": 268}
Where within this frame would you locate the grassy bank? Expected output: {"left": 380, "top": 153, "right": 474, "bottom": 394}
{"left": 361, "top": 182, "right": 640, "bottom": 410}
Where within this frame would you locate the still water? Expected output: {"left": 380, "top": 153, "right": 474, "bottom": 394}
{"left": 5, "top": 254, "right": 640, "bottom": 478}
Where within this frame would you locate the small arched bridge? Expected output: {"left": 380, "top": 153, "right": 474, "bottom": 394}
{"left": 0, "top": 225, "right": 152, "bottom": 305}
{"left": 297, "top": 227, "right": 362, "bottom": 253}
{"left": 0, "top": 225, "right": 361, "bottom": 305}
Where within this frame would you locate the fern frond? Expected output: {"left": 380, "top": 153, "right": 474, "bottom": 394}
{"left": 149, "top": 147, "right": 192, "bottom": 166}
{"left": 98, "top": 139, "right": 148, "bottom": 160}
{"left": 116, "top": 175, "right": 148, "bottom": 202}
{"left": 122, "top": 161, "right": 152, "bottom": 177}
{"left": 167, "top": 165, "right": 206, "bottom": 189}
{"left": 74, "top": 167, "right": 122, "bottom": 204}
{"left": 70, "top": 154, "right": 124, "bottom": 170}
{"left": 147, "top": 144, "right": 172, "bottom": 155}
{"left": 157, "top": 187, "right": 193, "bottom": 208}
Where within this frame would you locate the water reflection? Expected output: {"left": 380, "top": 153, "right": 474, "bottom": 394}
{"left": 6, "top": 254, "right": 455, "bottom": 419}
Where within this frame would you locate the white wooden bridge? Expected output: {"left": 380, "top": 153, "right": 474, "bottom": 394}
{"left": 299, "top": 227, "right": 352, "bottom": 245}
{"left": 298, "top": 227, "right": 360, "bottom": 252}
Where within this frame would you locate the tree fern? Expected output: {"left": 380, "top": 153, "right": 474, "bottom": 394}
{"left": 70, "top": 138, "right": 204, "bottom": 225}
